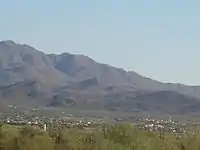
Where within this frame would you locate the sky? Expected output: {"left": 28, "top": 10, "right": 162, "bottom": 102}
{"left": 0, "top": 0, "right": 200, "bottom": 85}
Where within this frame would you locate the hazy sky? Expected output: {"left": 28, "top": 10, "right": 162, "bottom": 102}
{"left": 0, "top": 0, "right": 200, "bottom": 85}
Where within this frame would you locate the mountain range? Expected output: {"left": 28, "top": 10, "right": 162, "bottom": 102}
{"left": 0, "top": 40, "right": 200, "bottom": 117}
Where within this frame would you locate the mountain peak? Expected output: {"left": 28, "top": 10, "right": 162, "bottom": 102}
{"left": 0, "top": 40, "right": 16, "bottom": 46}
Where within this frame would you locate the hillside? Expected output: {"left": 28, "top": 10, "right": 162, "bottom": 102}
{"left": 0, "top": 40, "right": 200, "bottom": 116}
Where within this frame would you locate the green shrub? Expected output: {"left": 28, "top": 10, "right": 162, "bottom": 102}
{"left": 1, "top": 123, "right": 200, "bottom": 150}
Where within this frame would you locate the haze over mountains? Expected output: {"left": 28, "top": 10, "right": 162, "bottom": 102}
{"left": 0, "top": 40, "right": 200, "bottom": 116}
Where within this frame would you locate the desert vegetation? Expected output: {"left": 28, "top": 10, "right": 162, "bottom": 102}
{"left": 1, "top": 123, "right": 200, "bottom": 150}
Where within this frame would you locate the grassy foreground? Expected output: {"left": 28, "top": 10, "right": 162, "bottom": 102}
{"left": 0, "top": 123, "right": 200, "bottom": 150}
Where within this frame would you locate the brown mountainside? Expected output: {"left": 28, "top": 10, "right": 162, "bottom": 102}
{"left": 0, "top": 40, "right": 200, "bottom": 116}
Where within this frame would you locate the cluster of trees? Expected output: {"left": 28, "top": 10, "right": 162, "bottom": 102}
{"left": 0, "top": 123, "right": 200, "bottom": 150}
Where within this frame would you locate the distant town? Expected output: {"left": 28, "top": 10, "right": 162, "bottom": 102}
{"left": 0, "top": 105, "right": 198, "bottom": 136}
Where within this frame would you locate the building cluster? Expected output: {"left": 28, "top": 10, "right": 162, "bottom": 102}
{"left": 134, "top": 117, "right": 189, "bottom": 134}
{"left": 0, "top": 111, "right": 100, "bottom": 131}
{"left": 0, "top": 111, "right": 197, "bottom": 135}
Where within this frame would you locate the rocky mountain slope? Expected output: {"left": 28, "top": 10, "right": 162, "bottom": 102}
{"left": 0, "top": 40, "right": 200, "bottom": 115}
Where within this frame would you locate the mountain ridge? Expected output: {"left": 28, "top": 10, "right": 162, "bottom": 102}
{"left": 0, "top": 40, "right": 200, "bottom": 117}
